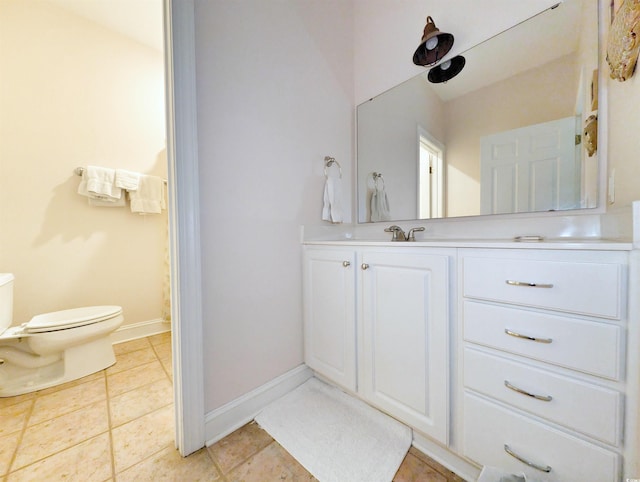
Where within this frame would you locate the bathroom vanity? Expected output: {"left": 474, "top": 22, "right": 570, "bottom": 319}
{"left": 302, "top": 233, "right": 639, "bottom": 481}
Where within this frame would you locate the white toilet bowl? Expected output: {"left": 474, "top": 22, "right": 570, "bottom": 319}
{"left": 0, "top": 274, "right": 124, "bottom": 397}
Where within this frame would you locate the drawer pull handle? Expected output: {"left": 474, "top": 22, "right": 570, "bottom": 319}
{"left": 506, "top": 280, "right": 554, "bottom": 289}
{"left": 504, "top": 444, "right": 552, "bottom": 473}
{"left": 342, "top": 261, "right": 351, "bottom": 267}
{"left": 361, "top": 263, "right": 369, "bottom": 270}
{"left": 504, "top": 380, "right": 553, "bottom": 402}
{"left": 505, "top": 328, "right": 552, "bottom": 344}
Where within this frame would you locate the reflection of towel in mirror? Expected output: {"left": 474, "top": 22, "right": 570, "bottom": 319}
{"left": 370, "top": 182, "right": 390, "bottom": 222}
{"left": 322, "top": 177, "right": 343, "bottom": 224}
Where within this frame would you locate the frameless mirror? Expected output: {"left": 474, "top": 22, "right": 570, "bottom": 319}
{"left": 357, "top": 0, "right": 600, "bottom": 223}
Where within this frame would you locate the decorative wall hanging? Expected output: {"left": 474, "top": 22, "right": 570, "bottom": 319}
{"left": 584, "top": 114, "right": 598, "bottom": 157}
{"left": 607, "top": 0, "right": 640, "bottom": 81}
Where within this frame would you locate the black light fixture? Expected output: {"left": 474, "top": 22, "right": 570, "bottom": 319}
{"left": 427, "top": 55, "right": 466, "bottom": 83}
{"left": 412, "top": 16, "right": 454, "bottom": 66}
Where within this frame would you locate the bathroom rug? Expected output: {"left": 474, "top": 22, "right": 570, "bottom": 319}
{"left": 255, "top": 377, "right": 411, "bottom": 482}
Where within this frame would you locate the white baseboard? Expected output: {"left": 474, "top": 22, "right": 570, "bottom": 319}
{"left": 110, "top": 318, "right": 171, "bottom": 345}
{"left": 205, "top": 364, "right": 313, "bottom": 446}
{"left": 412, "top": 432, "right": 480, "bottom": 482}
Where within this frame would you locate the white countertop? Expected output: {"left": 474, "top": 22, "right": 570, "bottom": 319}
{"left": 303, "top": 238, "right": 633, "bottom": 250}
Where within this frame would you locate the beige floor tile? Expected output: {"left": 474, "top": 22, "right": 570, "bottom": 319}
{"left": 109, "top": 378, "right": 173, "bottom": 428}
{"left": 393, "top": 452, "right": 447, "bottom": 482}
{"left": 116, "top": 446, "right": 221, "bottom": 482}
{"left": 7, "top": 433, "right": 112, "bottom": 482}
{"left": 207, "top": 422, "right": 274, "bottom": 474}
{"left": 13, "top": 400, "right": 109, "bottom": 470}
{"left": 407, "top": 447, "right": 465, "bottom": 481}
{"left": 0, "top": 393, "right": 35, "bottom": 410}
{"left": 108, "top": 347, "right": 158, "bottom": 375}
{"left": 107, "top": 360, "right": 167, "bottom": 397}
{"left": 113, "top": 338, "right": 151, "bottom": 356}
{"left": 227, "top": 441, "right": 316, "bottom": 482}
{"left": 29, "top": 377, "right": 106, "bottom": 426}
{"left": 148, "top": 331, "right": 171, "bottom": 346}
{"left": 0, "top": 432, "right": 20, "bottom": 477}
{"left": 35, "top": 371, "right": 104, "bottom": 397}
{"left": 160, "top": 356, "right": 173, "bottom": 380}
{"left": 111, "top": 405, "right": 174, "bottom": 473}
{"left": 152, "top": 341, "right": 171, "bottom": 360}
{"left": 0, "top": 400, "right": 32, "bottom": 437}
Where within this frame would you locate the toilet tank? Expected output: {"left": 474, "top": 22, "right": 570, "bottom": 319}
{"left": 0, "top": 273, "right": 14, "bottom": 332}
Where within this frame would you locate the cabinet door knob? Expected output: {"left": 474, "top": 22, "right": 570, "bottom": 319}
{"left": 361, "top": 263, "right": 369, "bottom": 270}
{"left": 342, "top": 261, "right": 351, "bottom": 267}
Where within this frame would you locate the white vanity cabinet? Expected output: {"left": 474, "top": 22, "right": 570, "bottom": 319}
{"left": 302, "top": 245, "right": 453, "bottom": 445}
{"left": 303, "top": 247, "right": 357, "bottom": 392}
{"left": 460, "top": 248, "right": 628, "bottom": 481}
{"left": 359, "top": 249, "right": 452, "bottom": 445}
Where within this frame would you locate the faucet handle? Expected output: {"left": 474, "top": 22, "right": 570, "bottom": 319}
{"left": 407, "top": 226, "right": 426, "bottom": 241}
{"left": 384, "top": 225, "right": 407, "bottom": 241}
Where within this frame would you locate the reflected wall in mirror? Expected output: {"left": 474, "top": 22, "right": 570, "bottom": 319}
{"left": 357, "top": 0, "right": 600, "bottom": 223}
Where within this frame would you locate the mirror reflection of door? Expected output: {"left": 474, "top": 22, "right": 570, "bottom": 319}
{"left": 480, "top": 116, "right": 581, "bottom": 214}
{"left": 418, "top": 127, "right": 445, "bottom": 219}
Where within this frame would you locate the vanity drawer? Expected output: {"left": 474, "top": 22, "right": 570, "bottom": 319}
{"left": 463, "top": 393, "right": 620, "bottom": 482}
{"left": 463, "top": 301, "right": 622, "bottom": 380}
{"left": 463, "top": 347, "right": 622, "bottom": 445}
{"left": 463, "top": 256, "right": 623, "bottom": 319}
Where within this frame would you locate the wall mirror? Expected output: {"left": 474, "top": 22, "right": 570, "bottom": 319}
{"left": 357, "top": 0, "right": 600, "bottom": 223}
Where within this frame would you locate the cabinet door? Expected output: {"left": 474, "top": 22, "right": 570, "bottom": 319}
{"left": 303, "top": 248, "right": 357, "bottom": 391}
{"left": 360, "top": 251, "right": 450, "bottom": 444}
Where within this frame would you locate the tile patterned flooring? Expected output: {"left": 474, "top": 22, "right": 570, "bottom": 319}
{"left": 0, "top": 333, "right": 465, "bottom": 481}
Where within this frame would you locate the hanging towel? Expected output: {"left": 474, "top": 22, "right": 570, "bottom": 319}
{"left": 88, "top": 196, "right": 126, "bottom": 207}
{"left": 115, "top": 169, "right": 141, "bottom": 191}
{"left": 77, "top": 166, "right": 123, "bottom": 203}
{"left": 129, "top": 174, "right": 165, "bottom": 214}
{"left": 322, "top": 176, "right": 343, "bottom": 224}
{"left": 370, "top": 178, "right": 390, "bottom": 222}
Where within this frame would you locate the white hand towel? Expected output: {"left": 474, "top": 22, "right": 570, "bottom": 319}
{"left": 129, "top": 174, "right": 165, "bottom": 214}
{"left": 88, "top": 196, "right": 126, "bottom": 207}
{"left": 370, "top": 182, "right": 390, "bottom": 222}
{"left": 322, "top": 176, "right": 343, "bottom": 224}
{"left": 115, "top": 169, "right": 141, "bottom": 190}
{"left": 77, "top": 165, "right": 122, "bottom": 201}
{"left": 77, "top": 165, "right": 123, "bottom": 204}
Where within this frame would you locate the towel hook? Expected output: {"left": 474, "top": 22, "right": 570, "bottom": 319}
{"left": 372, "top": 172, "right": 385, "bottom": 188}
{"left": 324, "top": 156, "right": 342, "bottom": 178}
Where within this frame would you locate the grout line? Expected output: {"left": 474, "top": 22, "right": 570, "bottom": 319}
{"left": 4, "top": 396, "right": 36, "bottom": 477}
{"left": 104, "top": 370, "right": 117, "bottom": 481}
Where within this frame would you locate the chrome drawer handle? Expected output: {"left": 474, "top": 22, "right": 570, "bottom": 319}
{"left": 504, "top": 380, "right": 553, "bottom": 402}
{"left": 361, "top": 263, "right": 369, "bottom": 270}
{"left": 505, "top": 328, "right": 552, "bottom": 344}
{"left": 506, "top": 280, "right": 554, "bottom": 288}
{"left": 342, "top": 261, "right": 351, "bottom": 267}
{"left": 504, "top": 444, "right": 552, "bottom": 473}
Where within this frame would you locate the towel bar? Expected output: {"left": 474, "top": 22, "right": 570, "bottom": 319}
{"left": 74, "top": 167, "right": 167, "bottom": 184}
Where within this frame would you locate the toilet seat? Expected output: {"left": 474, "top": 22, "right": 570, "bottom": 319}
{"left": 25, "top": 305, "right": 123, "bottom": 333}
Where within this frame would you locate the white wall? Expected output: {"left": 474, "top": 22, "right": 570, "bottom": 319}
{"left": 0, "top": 1, "right": 167, "bottom": 326}
{"left": 193, "top": 0, "right": 354, "bottom": 411}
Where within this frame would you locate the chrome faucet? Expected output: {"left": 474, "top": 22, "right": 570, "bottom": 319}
{"left": 407, "top": 227, "right": 425, "bottom": 241}
{"left": 384, "top": 225, "right": 406, "bottom": 241}
{"left": 384, "top": 225, "right": 426, "bottom": 241}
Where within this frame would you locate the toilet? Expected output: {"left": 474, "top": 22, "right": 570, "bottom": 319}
{"left": 0, "top": 273, "right": 123, "bottom": 397}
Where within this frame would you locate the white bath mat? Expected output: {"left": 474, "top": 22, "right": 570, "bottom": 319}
{"left": 255, "top": 377, "right": 412, "bottom": 482}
